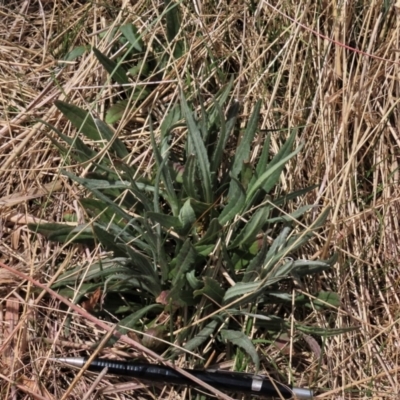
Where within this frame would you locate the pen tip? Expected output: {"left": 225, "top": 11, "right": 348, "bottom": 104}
{"left": 51, "top": 357, "right": 85, "bottom": 368}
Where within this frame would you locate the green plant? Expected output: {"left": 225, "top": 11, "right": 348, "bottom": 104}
{"left": 30, "top": 9, "right": 343, "bottom": 369}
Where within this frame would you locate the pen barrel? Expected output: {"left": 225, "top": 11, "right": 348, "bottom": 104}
{"left": 87, "top": 359, "right": 302, "bottom": 398}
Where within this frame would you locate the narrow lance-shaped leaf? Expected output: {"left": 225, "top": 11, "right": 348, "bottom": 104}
{"left": 92, "top": 47, "right": 129, "bottom": 85}
{"left": 106, "top": 304, "right": 164, "bottom": 346}
{"left": 179, "top": 199, "right": 196, "bottom": 235}
{"left": 181, "top": 94, "right": 212, "bottom": 204}
{"left": 221, "top": 329, "right": 260, "bottom": 371}
{"left": 194, "top": 277, "right": 225, "bottom": 304}
{"left": 210, "top": 97, "right": 239, "bottom": 175}
{"left": 218, "top": 177, "right": 246, "bottom": 225}
{"left": 229, "top": 99, "right": 261, "bottom": 181}
{"left": 120, "top": 23, "right": 144, "bottom": 52}
{"left": 246, "top": 143, "right": 304, "bottom": 202}
{"left": 182, "top": 154, "right": 198, "bottom": 200}
{"left": 94, "top": 118, "right": 129, "bottom": 158}
{"left": 55, "top": 101, "right": 102, "bottom": 142}
{"left": 55, "top": 102, "right": 127, "bottom": 159}
{"left": 150, "top": 121, "right": 180, "bottom": 215}
{"left": 228, "top": 205, "right": 270, "bottom": 249}
{"left": 180, "top": 320, "right": 219, "bottom": 353}
{"left": 261, "top": 129, "right": 297, "bottom": 193}
{"left": 207, "top": 78, "right": 234, "bottom": 134}
{"left": 165, "top": 0, "right": 185, "bottom": 59}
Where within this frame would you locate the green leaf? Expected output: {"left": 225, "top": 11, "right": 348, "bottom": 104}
{"left": 91, "top": 224, "right": 125, "bottom": 257}
{"left": 165, "top": 0, "right": 185, "bottom": 59}
{"left": 118, "top": 244, "right": 162, "bottom": 296}
{"left": 160, "top": 105, "right": 182, "bottom": 139}
{"left": 92, "top": 47, "right": 129, "bottom": 85}
{"left": 181, "top": 95, "right": 212, "bottom": 204}
{"left": 171, "top": 239, "right": 196, "bottom": 286}
{"left": 242, "top": 237, "right": 268, "bottom": 282}
{"left": 240, "top": 161, "right": 253, "bottom": 190}
{"left": 254, "top": 133, "right": 271, "bottom": 179}
{"left": 261, "top": 227, "right": 292, "bottom": 277}
{"left": 195, "top": 244, "right": 215, "bottom": 257}
{"left": 259, "top": 129, "right": 297, "bottom": 193}
{"left": 290, "top": 259, "right": 332, "bottom": 276}
{"left": 55, "top": 101, "right": 102, "bottom": 141}
{"left": 218, "top": 177, "right": 246, "bottom": 225}
{"left": 246, "top": 143, "right": 303, "bottom": 202}
{"left": 120, "top": 23, "right": 144, "bottom": 52}
{"left": 220, "top": 329, "right": 259, "bottom": 371}
{"left": 228, "top": 206, "right": 270, "bottom": 249}
{"left": 186, "top": 270, "right": 202, "bottom": 290}
{"left": 62, "top": 46, "right": 88, "bottom": 63}
{"left": 265, "top": 205, "right": 313, "bottom": 224}
{"left": 54, "top": 101, "right": 128, "bottom": 159}
{"left": 207, "top": 79, "right": 234, "bottom": 136}
{"left": 223, "top": 281, "right": 261, "bottom": 304}
{"left": 93, "top": 118, "right": 129, "bottom": 158}
{"left": 51, "top": 257, "right": 132, "bottom": 288}
{"left": 295, "top": 291, "right": 341, "bottom": 310}
{"left": 180, "top": 320, "right": 219, "bottom": 353}
{"left": 107, "top": 304, "right": 163, "bottom": 346}
{"left": 128, "top": 60, "right": 150, "bottom": 77}
{"left": 210, "top": 97, "right": 239, "bottom": 174}
{"left": 150, "top": 121, "right": 180, "bottom": 215}
{"left": 295, "top": 325, "right": 357, "bottom": 337}
{"left": 194, "top": 277, "right": 225, "bottom": 304}
{"left": 195, "top": 218, "right": 221, "bottom": 246}
{"left": 273, "top": 185, "right": 318, "bottom": 207}
{"left": 179, "top": 199, "right": 196, "bottom": 234}
{"left": 229, "top": 100, "right": 261, "bottom": 182}
{"left": 105, "top": 99, "right": 129, "bottom": 124}
{"left": 182, "top": 154, "right": 198, "bottom": 200}
{"left": 28, "top": 223, "right": 94, "bottom": 243}
{"left": 146, "top": 211, "right": 182, "bottom": 231}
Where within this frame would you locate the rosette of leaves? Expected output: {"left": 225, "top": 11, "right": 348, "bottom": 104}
{"left": 31, "top": 78, "right": 344, "bottom": 368}
{"left": 32, "top": 2, "right": 345, "bottom": 361}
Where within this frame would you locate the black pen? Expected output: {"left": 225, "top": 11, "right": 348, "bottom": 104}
{"left": 54, "top": 357, "right": 313, "bottom": 399}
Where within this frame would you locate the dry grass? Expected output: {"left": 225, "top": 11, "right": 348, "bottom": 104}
{"left": 1, "top": 0, "right": 400, "bottom": 399}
